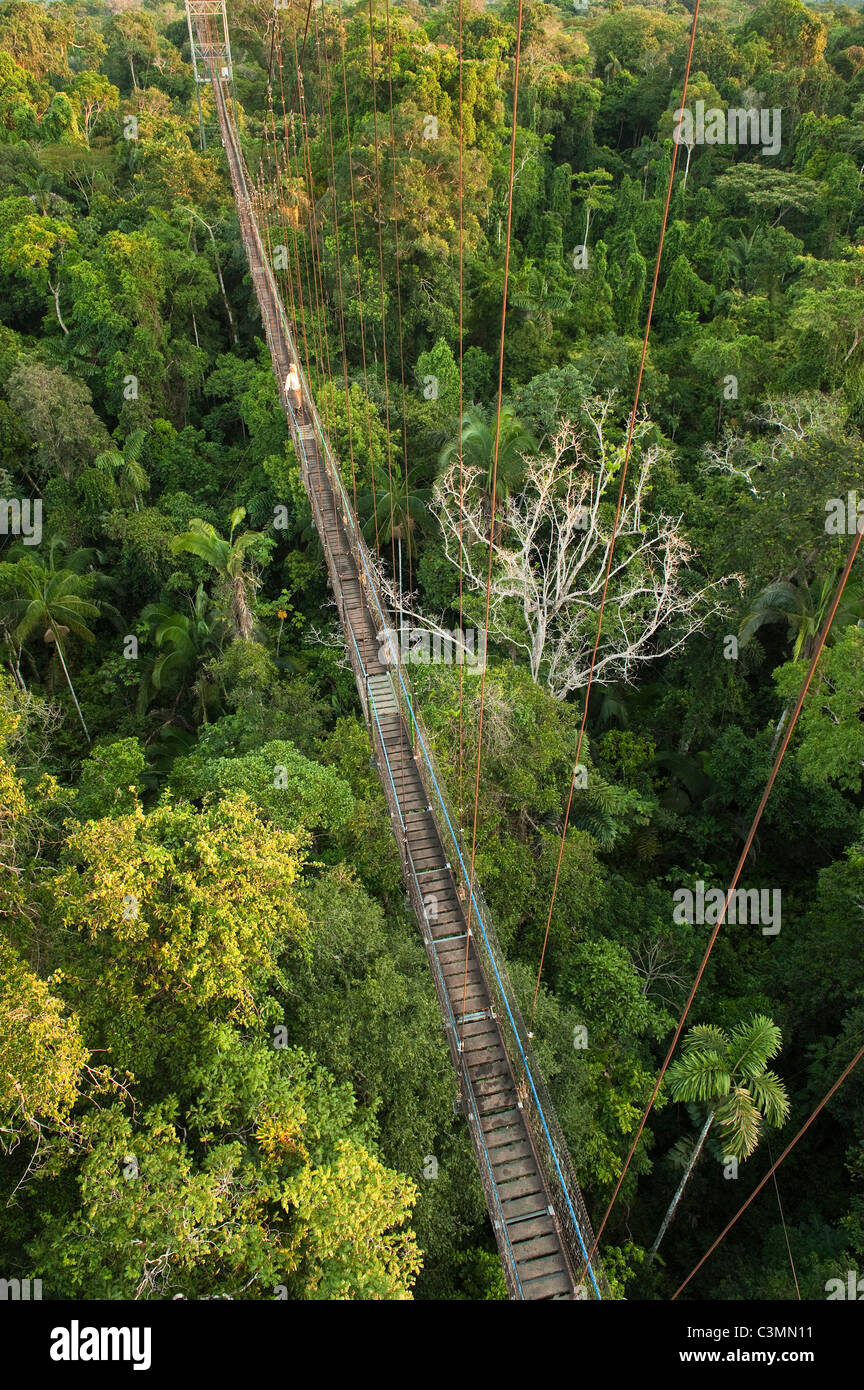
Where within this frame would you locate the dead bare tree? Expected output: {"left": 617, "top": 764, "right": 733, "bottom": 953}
{"left": 701, "top": 392, "right": 850, "bottom": 499}
{"left": 433, "top": 403, "right": 738, "bottom": 699}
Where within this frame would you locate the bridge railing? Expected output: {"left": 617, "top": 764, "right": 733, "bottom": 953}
{"left": 208, "top": 66, "right": 609, "bottom": 1301}
{"left": 385, "top": 666, "right": 610, "bottom": 1301}
{"left": 358, "top": 637, "right": 528, "bottom": 1300}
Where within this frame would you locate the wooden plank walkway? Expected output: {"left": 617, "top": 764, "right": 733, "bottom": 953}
{"left": 207, "top": 63, "right": 583, "bottom": 1300}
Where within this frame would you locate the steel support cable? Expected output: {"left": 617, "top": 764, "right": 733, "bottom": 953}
{"left": 215, "top": 2, "right": 597, "bottom": 1297}
{"left": 263, "top": 254, "right": 605, "bottom": 1296}
{"left": 380, "top": 0, "right": 418, "bottom": 886}
{"left": 368, "top": 0, "right": 415, "bottom": 859}
{"left": 258, "top": 0, "right": 314, "bottom": 183}
{"left": 260, "top": 61, "right": 312, "bottom": 439}
{"left": 260, "top": 75, "right": 293, "bottom": 333}
{"left": 455, "top": 0, "right": 471, "bottom": 1064}
{"left": 223, "top": 36, "right": 601, "bottom": 1293}
{"left": 275, "top": 37, "right": 317, "bottom": 402}
{"left": 315, "top": 0, "right": 360, "bottom": 516}
{"left": 295, "top": 36, "right": 339, "bottom": 448}
{"left": 300, "top": 376, "right": 604, "bottom": 1294}
{"left": 254, "top": 9, "right": 278, "bottom": 183}
{"left": 302, "top": 25, "right": 342, "bottom": 454}
{"left": 336, "top": 3, "right": 382, "bottom": 556}
{"left": 265, "top": 120, "right": 305, "bottom": 393}
{"left": 309, "top": 7, "right": 350, "bottom": 450}
{"left": 457, "top": 0, "right": 465, "bottom": 820}
{"left": 767, "top": 1136, "right": 801, "bottom": 1300}
{"left": 530, "top": 0, "right": 704, "bottom": 1033}
{"left": 382, "top": 0, "right": 415, "bottom": 603}
{"left": 365, "top": 0, "right": 405, "bottom": 823}
{"left": 292, "top": 26, "right": 341, "bottom": 454}
{"left": 261, "top": 26, "right": 320, "bottom": 510}
{"left": 286, "top": 52, "right": 327, "bottom": 417}
{"left": 344, "top": 624, "right": 523, "bottom": 1295}
{"left": 673, "top": 1036, "right": 864, "bottom": 1300}
{"left": 366, "top": 0, "right": 400, "bottom": 591}
{"left": 461, "top": 0, "right": 524, "bottom": 1064}
{"left": 575, "top": 520, "right": 864, "bottom": 1289}
{"left": 283, "top": 14, "right": 329, "bottom": 417}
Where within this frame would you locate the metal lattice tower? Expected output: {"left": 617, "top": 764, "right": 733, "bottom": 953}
{"left": 185, "top": 0, "right": 233, "bottom": 83}
{"left": 184, "top": 0, "right": 233, "bottom": 149}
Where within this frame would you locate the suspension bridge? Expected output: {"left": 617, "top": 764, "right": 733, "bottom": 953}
{"left": 185, "top": 0, "right": 609, "bottom": 1301}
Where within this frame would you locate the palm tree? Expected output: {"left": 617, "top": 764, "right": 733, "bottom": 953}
{"left": 356, "top": 464, "right": 432, "bottom": 636}
{"left": 139, "top": 584, "right": 223, "bottom": 722}
{"left": 719, "top": 230, "right": 757, "bottom": 289}
{"left": 439, "top": 404, "right": 537, "bottom": 510}
{"left": 357, "top": 464, "right": 431, "bottom": 546}
{"left": 171, "top": 508, "right": 264, "bottom": 641}
{"left": 0, "top": 543, "right": 102, "bottom": 742}
{"left": 93, "top": 428, "right": 150, "bottom": 511}
{"left": 740, "top": 568, "right": 864, "bottom": 664}
{"left": 650, "top": 1015, "right": 789, "bottom": 1259}
{"left": 740, "top": 566, "right": 864, "bottom": 750}
{"left": 510, "top": 270, "right": 572, "bottom": 336}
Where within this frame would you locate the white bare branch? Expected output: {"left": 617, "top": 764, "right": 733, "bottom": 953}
{"left": 432, "top": 405, "right": 739, "bottom": 700}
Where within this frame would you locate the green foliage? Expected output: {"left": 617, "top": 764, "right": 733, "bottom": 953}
{"left": 29, "top": 1027, "right": 420, "bottom": 1300}
{"left": 775, "top": 627, "right": 864, "bottom": 791}
{"left": 667, "top": 1015, "right": 790, "bottom": 1160}
{"left": 171, "top": 738, "right": 354, "bottom": 836}
{"left": 74, "top": 737, "right": 147, "bottom": 820}
{"left": 50, "top": 793, "right": 310, "bottom": 1074}
{"left": 0, "top": 935, "right": 87, "bottom": 1152}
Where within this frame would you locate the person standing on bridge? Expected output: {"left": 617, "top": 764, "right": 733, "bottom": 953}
{"left": 284, "top": 362, "right": 303, "bottom": 420}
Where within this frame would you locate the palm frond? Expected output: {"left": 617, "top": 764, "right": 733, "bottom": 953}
{"left": 726, "top": 1013, "right": 782, "bottom": 1076}
{"left": 668, "top": 1050, "right": 731, "bottom": 1104}
{"left": 744, "top": 1070, "right": 790, "bottom": 1127}
{"left": 714, "top": 1086, "right": 761, "bottom": 1160}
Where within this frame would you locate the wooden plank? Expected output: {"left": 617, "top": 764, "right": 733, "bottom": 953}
{"left": 470, "top": 1058, "right": 511, "bottom": 1085}
{"left": 472, "top": 1073, "right": 513, "bottom": 1100}
{"left": 506, "top": 1214, "right": 559, "bottom": 1244}
{"left": 463, "top": 1041, "right": 508, "bottom": 1068}
{"left": 439, "top": 958, "right": 483, "bottom": 984}
{"left": 490, "top": 1154, "right": 538, "bottom": 1184}
{"left": 500, "top": 1191, "right": 548, "bottom": 1223}
{"left": 462, "top": 1017, "right": 502, "bottom": 1042}
{"left": 517, "top": 1270, "right": 572, "bottom": 1300}
{"left": 455, "top": 992, "right": 490, "bottom": 1016}
{"left": 429, "top": 915, "right": 467, "bottom": 937}
{"left": 511, "top": 1233, "right": 562, "bottom": 1264}
{"left": 513, "top": 1252, "right": 569, "bottom": 1285}
{"left": 476, "top": 1087, "right": 519, "bottom": 1115}
{"left": 486, "top": 1134, "right": 533, "bottom": 1162}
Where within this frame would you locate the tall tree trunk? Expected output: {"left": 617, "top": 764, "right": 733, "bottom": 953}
{"left": 650, "top": 1109, "right": 715, "bottom": 1260}
{"left": 769, "top": 701, "right": 792, "bottom": 756}
{"left": 204, "top": 223, "right": 238, "bottom": 345}
{"left": 683, "top": 142, "right": 693, "bottom": 190}
{"left": 232, "top": 576, "right": 254, "bottom": 640}
{"left": 51, "top": 626, "right": 91, "bottom": 744}
{"left": 50, "top": 280, "right": 68, "bottom": 335}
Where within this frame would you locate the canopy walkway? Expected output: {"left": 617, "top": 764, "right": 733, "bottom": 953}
{"left": 193, "top": 14, "right": 608, "bottom": 1301}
